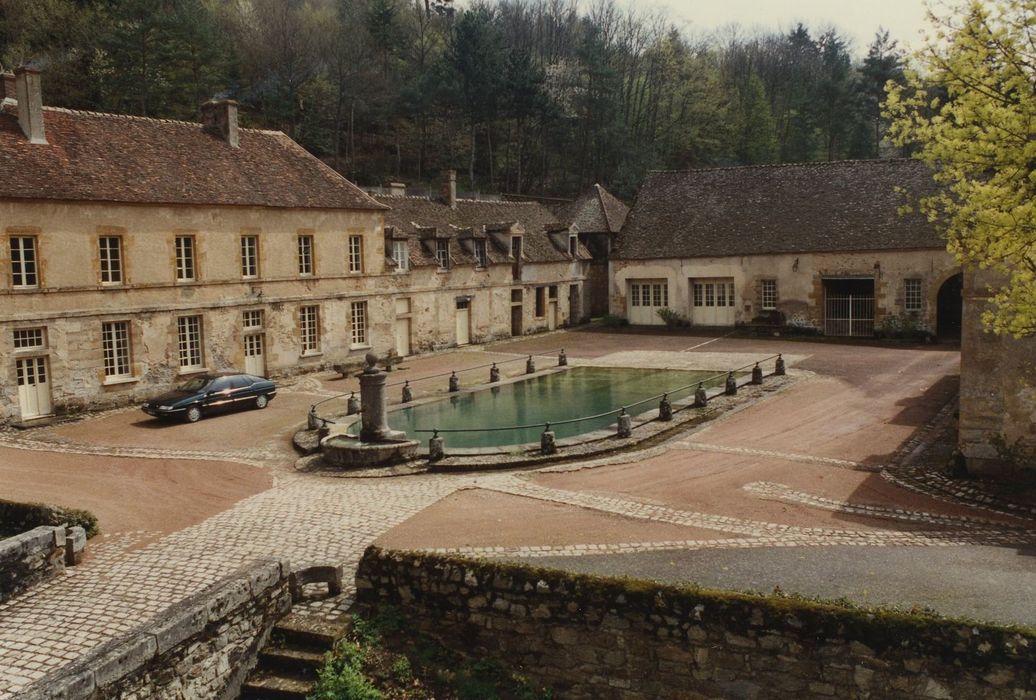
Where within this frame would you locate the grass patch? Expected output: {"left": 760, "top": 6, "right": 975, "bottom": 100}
{"left": 309, "top": 607, "right": 551, "bottom": 700}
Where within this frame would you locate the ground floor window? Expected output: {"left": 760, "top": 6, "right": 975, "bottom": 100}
{"left": 760, "top": 279, "right": 778, "bottom": 310}
{"left": 101, "top": 320, "right": 132, "bottom": 379}
{"left": 904, "top": 278, "right": 923, "bottom": 312}
{"left": 630, "top": 281, "right": 668, "bottom": 308}
{"left": 535, "top": 287, "right": 546, "bottom": 317}
{"left": 300, "top": 305, "right": 320, "bottom": 354}
{"left": 351, "top": 301, "right": 368, "bottom": 347}
{"left": 177, "top": 316, "right": 203, "bottom": 370}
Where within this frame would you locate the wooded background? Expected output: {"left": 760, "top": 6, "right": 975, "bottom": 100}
{"left": 0, "top": 0, "right": 907, "bottom": 199}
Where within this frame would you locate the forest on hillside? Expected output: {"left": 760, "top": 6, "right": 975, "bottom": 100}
{"left": 0, "top": 0, "right": 906, "bottom": 198}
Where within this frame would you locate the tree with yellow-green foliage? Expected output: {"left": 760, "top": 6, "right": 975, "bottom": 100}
{"left": 885, "top": 0, "right": 1036, "bottom": 337}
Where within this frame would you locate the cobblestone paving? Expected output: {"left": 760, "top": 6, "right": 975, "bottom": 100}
{"left": 0, "top": 341, "right": 1031, "bottom": 697}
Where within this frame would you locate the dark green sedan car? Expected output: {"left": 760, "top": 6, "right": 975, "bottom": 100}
{"left": 142, "top": 372, "right": 277, "bottom": 423}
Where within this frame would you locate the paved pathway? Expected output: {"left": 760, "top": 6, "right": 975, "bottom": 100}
{"left": 1, "top": 332, "right": 1033, "bottom": 696}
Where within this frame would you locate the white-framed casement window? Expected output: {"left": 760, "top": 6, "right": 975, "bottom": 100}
{"left": 392, "top": 240, "right": 409, "bottom": 272}
{"left": 243, "top": 309, "right": 264, "bottom": 330}
{"left": 175, "top": 235, "right": 196, "bottom": 282}
{"left": 760, "top": 279, "right": 778, "bottom": 310}
{"left": 630, "top": 281, "right": 669, "bottom": 308}
{"left": 435, "top": 239, "right": 450, "bottom": 271}
{"left": 350, "top": 300, "right": 368, "bottom": 347}
{"left": 99, "top": 236, "right": 123, "bottom": 285}
{"left": 241, "top": 235, "right": 259, "bottom": 278}
{"left": 297, "top": 235, "right": 314, "bottom": 276}
{"left": 13, "top": 327, "right": 45, "bottom": 350}
{"left": 101, "top": 320, "right": 132, "bottom": 380}
{"left": 299, "top": 305, "right": 320, "bottom": 354}
{"left": 348, "top": 235, "right": 364, "bottom": 274}
{"left": 176, "top": 315, "right": 204, "bottom": 370}
{"left": 474, "top": 239, "right": 488, "bottom": 268}
{"left": 904, "top": 278, "right": 923, "bottom": 312}
{"left": 10, "top": 236, "right": 39, "bottom": 288}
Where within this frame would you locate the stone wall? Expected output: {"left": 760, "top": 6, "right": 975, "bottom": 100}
{"left": 19, "top": 558, "right": 291, "bottom": 700}
{"left": 0, "top": 526, "right": 68, "bottom": 603}
{"left": 959, "top": 268, "right": 1036, "bottom": 478}
{"left": 356, "top": 547, "right": 1035, "bottom": 700}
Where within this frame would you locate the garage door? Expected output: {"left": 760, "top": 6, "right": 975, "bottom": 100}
{"left": 628, "top": 280, "right": 669, "bottom": 325}
{"left": 690, "top": 278, "right": 736, "bottom": 326}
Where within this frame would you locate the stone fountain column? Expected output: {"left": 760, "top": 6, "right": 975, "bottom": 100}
{"left": 359, "top": 352, "right": 405, "bottom": 442}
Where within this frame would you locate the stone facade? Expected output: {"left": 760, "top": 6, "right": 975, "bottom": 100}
{"left": 18, "top": 558, "right": 291, "bottom": 700}
{"left": 0, "top": 526, "right": 68, "bottom": 604}
{"left": 611, "top": 249, "right": 959, "bottom": 333}
{"left": 959, "top": 268, "right": 1036, "bottom": 477}
{"left": 356, "top": 547, "right": 1035, "bottom": 700}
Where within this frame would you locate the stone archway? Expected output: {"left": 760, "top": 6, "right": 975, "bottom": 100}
{"left": 936, "top": 273, "right": 963, "bottom": 340}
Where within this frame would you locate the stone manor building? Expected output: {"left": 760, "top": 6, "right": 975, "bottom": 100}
{"left": 0, "top": 69, "right": 589, "bottom": 424}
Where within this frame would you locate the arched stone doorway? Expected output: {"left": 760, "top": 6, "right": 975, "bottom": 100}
{"left": 936, "top": 273, "right": 963, "bottom": 340}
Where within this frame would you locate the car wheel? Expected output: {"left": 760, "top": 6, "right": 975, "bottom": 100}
{"left": 184, "top": 405, "right": 202, "bottom": 423}
{"left": 255, "top": 394, "right": 269, "bottom": 410}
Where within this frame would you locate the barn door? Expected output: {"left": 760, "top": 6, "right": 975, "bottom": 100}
{"left": 16, "top": 357, "right": 52, "bottom": 419}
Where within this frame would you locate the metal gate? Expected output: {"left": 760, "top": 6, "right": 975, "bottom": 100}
{"left": 825, "top": 294, "right": 875, "bottom": 337}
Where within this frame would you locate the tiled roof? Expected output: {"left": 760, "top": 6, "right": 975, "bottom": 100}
{"left": 614, "top": 159, "right": 941, "bottom": 260}
{"left": 375, "top": 194, "right": 590, "bottom": 267}
{"left": 559, "top": 184, "right": 629, "bottom": 234}
{"left": 0, "top": 105, "right": 384, "bottom": 210}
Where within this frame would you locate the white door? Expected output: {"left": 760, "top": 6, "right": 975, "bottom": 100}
{"left": 628, "top": 280, "right": 669, "bottom": 325}
{"left": 394, "top": 298, "right": 412, "bottom": 356}
{"left": 548, "top": 300, "right": 558, "bottom": 330}
{"left": 16, "top": 357, "right": 52, "bottom": 419}
{"left": 690, "top": 278, "right": 737, "bottom": 326}
{"left": 456, "top": 299, "right": 471, "bottom": 346}
{"left": 244, "top": 334, "right": 265, "bottom": 376}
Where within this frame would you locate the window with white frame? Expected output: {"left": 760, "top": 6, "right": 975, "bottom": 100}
{"left": 10, "top": 236, "right": 38, "bottom": 288}
{"left": 177, "top": 316, "right": 203, "bottom": 370}
{"left": 904, "top": 278, "right": 923, "bottom": 312}
{"left": 101, "top": 321, "right": 132, "bottom": 379}
{"left": 297, "top": 235, "right": 313, "bottom": 276}
{"left": 300, "top": 305, "right": 320, "bottom": 354}
{"left": 13, "top": 328, "right": 44, "bottom": 350}
{"left": 392, "top": 240, "right": 409, "bottom": 272}
{"left": 474, "top": 239, "right": 488, "bottom": 268}
{"left": 630, "top": 282, "right": 669, "bottom": 308}
{"left": 241, "top": 235, "right": 259, "bottom": 278}
{"left": 760, "top": 279, "right": 778, "bottom": 310}
{"left": 350, "top": 301, "right": 368, "bottom": 346}
{"left": 435, "top": 239, "right": 450, "bottom": 270}
{"left": 243, "top": 310, "right": 263, "bottom": 329}
{"left": 175, "top": 235, "right": 196, "bottom": 282}
{"left": 348, "top": 235, "right": 364, "bottom": 273}
{"left": 99, "top": 236, "right": 123, "bottom": 285}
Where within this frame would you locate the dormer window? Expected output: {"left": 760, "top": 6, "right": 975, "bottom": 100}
{"left": 392, "top": 240, "right": 410, "bottom": 272}
{"left": 569, "top": 234, "right": 578, "bottom": 257}
{"left": 435, "top": 239, "right": 450, "bottom": 270}
{"left": 474, "top": 239, "right": 488, "bottom": 268}
{"left": 510, "top": 236, "right": 522, "bottom": 280}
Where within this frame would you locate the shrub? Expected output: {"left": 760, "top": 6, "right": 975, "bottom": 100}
{"left": 310, "top": 642, "right": 383, "bottom": 700}
{"left": 598, "top": 314, "right": 629, "bottom": 328}
{"left": 656, "top": 307, "right": 688, "bottom": 327}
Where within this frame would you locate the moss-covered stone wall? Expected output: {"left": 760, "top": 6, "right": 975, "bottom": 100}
{"left": 356, "top": 546, "right": 1035, "bottom": 700}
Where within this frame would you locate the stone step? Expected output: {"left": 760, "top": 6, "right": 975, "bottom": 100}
{"left": 239, "top": 671, "right": 316, "bottom": 700}
{"left": 257, "top": 646, "right": 327, "bottom": 676}
{"left": 269, "top": 614, "right": 347, "bottom": 652}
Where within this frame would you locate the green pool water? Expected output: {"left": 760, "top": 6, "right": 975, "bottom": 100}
{"left": 390, "top": 366, "right": 725, "bottom": 449}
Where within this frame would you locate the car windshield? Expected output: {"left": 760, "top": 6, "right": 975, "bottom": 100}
{"left": 178, "top": 377, "right": 212, "bottom": 393}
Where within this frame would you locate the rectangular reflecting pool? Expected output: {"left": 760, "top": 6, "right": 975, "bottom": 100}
{"left": 390, "top": 366, "right": 726, "bottom": 449}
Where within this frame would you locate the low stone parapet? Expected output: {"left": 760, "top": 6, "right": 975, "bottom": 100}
{"left": 356, "top": 546, "right": 1036, "bottom": 700}
{"left": 0, "top": 525, "right": 84, "bottom": 603}
{"left": 18, "top": 558, "right": 292, "bottom": 700}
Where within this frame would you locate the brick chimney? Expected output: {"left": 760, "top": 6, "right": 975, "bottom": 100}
{"left": 14, "top": 67, "right": 46, "bottom": 145}
{"left": 200, "top": 99, "right": 239, "bottom": 148}
{"left": 442, "top": 170, "right": 457, "bottom": 209}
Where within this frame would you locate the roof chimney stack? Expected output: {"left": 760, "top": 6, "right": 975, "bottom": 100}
{"left": 200, "top": 99, "right": 239, "bottom": 148}
{"left": 442, "top": 169, "right": 457, "bottom": 209}
{"left": 14, "top": 66, "right": 46, "bottom": 145}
